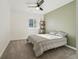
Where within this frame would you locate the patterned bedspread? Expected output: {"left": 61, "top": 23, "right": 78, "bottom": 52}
{"left": 27, "top": 34, "right": 67, "bottom": 57}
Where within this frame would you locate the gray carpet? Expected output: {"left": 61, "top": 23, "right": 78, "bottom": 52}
{"left": 1, "top": 40, "right": 77, "bottom": 59}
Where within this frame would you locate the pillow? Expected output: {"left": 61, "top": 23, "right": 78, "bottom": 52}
{"left": 49, "top": 31, "right": 57, "bottom": 35}
{"left": 56, "top": 31, "right": 67, "bottom": 37}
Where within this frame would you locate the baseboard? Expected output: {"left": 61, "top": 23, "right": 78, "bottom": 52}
{"left": 65, "top": 45, "right": 77, "bottom": 50}
{"left": 0, "top": 40, "right": 10, "bottom": 58}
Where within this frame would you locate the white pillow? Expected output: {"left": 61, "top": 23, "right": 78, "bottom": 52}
{"left": 56, "top": 31, "right": 67, "bottom": 37}
{"left": 49, "top": 31, "right": 57, "bottom": 35}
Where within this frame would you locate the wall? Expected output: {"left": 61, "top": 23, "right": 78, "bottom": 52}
{"left": 44, "top": 1, "right": 76, "bottom": 47}
{"left": 0, "top": 0, "right": 10, "bottom": 57}
{"left": 11, "top": 10, "right": 43, "bottom": 40}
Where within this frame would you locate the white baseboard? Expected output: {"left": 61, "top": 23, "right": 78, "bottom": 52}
{"left": 65, "top": 45, "right": 77, "bottom": 50}
{"left": 0, "top": 41, "right": 10, "bottom": 58}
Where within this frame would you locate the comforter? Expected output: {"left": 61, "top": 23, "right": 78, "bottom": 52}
{"left": 27, "top": 34, "right": 67, "bottom": 57}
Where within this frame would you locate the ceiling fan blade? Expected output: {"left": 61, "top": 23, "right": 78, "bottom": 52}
{"left": 28, "top": 6, "right": 37, "bottom": 7}
{"left": 27, "top": 4, "right": 37, "bottom": 6}
{"left": 26, "top": 3, "right": 37, "bottom": 5}
{"left": 37, "top": 0, "right": 44, "bottom": 6}
{"left": 40, "top": 7, "right": 43, "bottom": 11}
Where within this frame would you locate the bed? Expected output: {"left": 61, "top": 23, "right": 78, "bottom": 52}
{"left": 27, "top": 31, "right": 67, "bottom": 57}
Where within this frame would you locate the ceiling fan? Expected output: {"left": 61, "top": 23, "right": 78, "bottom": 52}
{"left": 27, "top": 0, "right": 44, "bottom": 11}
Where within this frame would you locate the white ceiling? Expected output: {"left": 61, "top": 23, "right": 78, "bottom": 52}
{"left": 9, "top": 0, "right": 74, "bottom": 14}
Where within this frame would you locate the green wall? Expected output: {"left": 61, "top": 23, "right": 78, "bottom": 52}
{"left": 44, "top": 1, "right": 76, "bottom": 47}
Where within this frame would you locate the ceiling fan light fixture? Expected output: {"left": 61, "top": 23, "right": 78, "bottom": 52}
{"left": 36, "top": 7, "right": 40, "bottom": 10}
